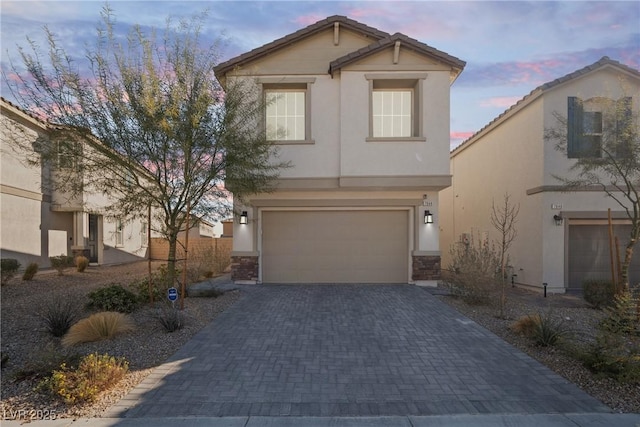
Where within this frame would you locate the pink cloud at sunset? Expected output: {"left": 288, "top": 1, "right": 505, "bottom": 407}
{"left": 480, "top": 97, "right": 522, "bottom": 109}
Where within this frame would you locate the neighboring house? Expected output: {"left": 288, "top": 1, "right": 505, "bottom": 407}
{"left": 439, "top": 57, "right": 640, "bottom": 293}
{"left": 0, "top": 98, "right": 150, "bottom": 268}
{"left": 214, "top": 16, "right": 465, "bottom": 284}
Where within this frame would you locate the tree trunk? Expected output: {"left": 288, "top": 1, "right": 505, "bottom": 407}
{"left": 166, "top": 231, "right": 179, "bottom": 291}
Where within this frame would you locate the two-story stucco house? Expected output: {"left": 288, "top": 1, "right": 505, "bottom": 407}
{"left": 439, "top": 57, "right": 640, "bottom": 293}
{"left": 214, "top": 16, "right": 465, "bottom": 285}
{"left": 1, "top": 98, "right": 150, "bottom": 268}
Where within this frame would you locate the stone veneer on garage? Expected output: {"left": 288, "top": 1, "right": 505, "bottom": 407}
{"left": 232, "top": 255, "right": 441, "bottom": 284}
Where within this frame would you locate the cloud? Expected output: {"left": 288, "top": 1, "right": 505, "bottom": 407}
{"left": 480, "top": 96, "right": 526, "bottom": 109}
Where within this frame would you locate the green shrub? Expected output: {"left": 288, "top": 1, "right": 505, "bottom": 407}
{"left": 49, "top": 255, "right": 74, "bottom": 276}
{"left": 582, "top": 332, "right": 640, "bottom": 383}
{"left": 513, "top": 311, "right": 570, "bottom": 347}
{"left": 583, "top": 279, "right": 616, "bottom": 309}
{"left": 600, "top": 290, "right": 640, "bottom": 336}
{"left": 444, "top": 234, "right": 501, "bottom": 305}
{"left": 129, "top": 274, "right": 165, "bottom": 304}
{"left": 22, "top": 262, "right": 39, "bottom": 280}
{"left": 40, "top": 295, "right": 80, "bottom": 337}
{"left": 1, "top": 258, "right": 21, "bottom": 285}
{"left": 157, "top": 307, "right": 184, "bottom": 332}
{"left": 62, "top": 312, "right": 134, "bottom": 346}
{"left": 75, "top": 256, "right": 89, "bottom": 272}
{"left": 15, "top": 343, "right": 81, "bottom": 381}
{"left": 87, "top": 284, "right": 139, "bottom": 313}
{"left": 39, "top": 353, "right": 128, "bottom": 405}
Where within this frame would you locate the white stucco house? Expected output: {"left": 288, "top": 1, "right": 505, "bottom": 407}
{"left": 214, "top": 15, "right": 465, "bottom": 284}
{"left": 439, "top": 57, "right": 640, "bottom": 293}
{"left": 1, "top": 98, "right": 150, "bottom": 268}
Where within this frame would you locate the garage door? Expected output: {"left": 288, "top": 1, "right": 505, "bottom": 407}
{"left": 262, "top": 210, "right": 409, "bottom": 283}
{"left": 568, "top": 224, "right": 640, "bottom": 289}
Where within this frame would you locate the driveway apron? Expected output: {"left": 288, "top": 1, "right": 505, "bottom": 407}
{"left": 110, "top": 285, "right": 610, "bottom": 418}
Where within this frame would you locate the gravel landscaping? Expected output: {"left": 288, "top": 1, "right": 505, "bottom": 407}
{"left": 0, "top": 261, "right": 241, "bottom": 419}
{"left": 434, "top": 286, "right": 640, "bottom": 413}
{"left": 1, "top": 264, "right": 638, "bottom": 419}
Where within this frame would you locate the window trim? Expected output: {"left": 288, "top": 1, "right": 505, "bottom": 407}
{"left": 259, "top": 77, "right": 315, "bottom": 145}
{"left": 365, "top": 73, "right": 427, "bottom": 142}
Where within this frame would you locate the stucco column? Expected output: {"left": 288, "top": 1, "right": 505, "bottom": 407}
{"left": 71, "top": 211, "right": 90, "bottom": 259}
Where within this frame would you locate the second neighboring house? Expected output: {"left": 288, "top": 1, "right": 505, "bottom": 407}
{"left": 439, "top": 57, "right": 640, "bottom": 293}
{"left": 0, "top": 98, "right": 150, "bottom": 268}
{"left": 214, "top": 16, "right": 465, "bottom": 284}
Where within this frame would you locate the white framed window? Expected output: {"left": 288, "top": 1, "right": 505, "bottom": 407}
{"left": 366, "top": 73, "right": 427, "bottom": 141}
{"left": 57, "top": 140, "right": 79, "bottom": 169}
{"left": 265, "top": 90, "right": 305, "bottom": 141}
{"left": 260, "top": 78, "right": 315, "bottom": 144}
{"left": 372, "top": 90, "right": 413, "bottom": 138}
{"left": 141, "top": 221, "right": 148, "bottom": 247}
{"left": 115, "top": 218, "right": 124, "bottom": 247}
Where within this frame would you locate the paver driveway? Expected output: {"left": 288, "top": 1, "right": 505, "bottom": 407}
{"left": 110, "top": 285, "right": 610, "bottom": 418}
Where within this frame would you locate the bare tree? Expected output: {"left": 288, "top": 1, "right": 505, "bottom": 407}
{"left": 544, "top": 90, "right": 639, "bottom": 291}
{"left": 491, "top": 193, "right": 520, "bottom": 318}
{"left": 4, "top": 6, "right": 287, "bottom": 290}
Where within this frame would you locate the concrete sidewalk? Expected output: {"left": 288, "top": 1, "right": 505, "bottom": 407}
{"left": 3, "top": 413, "right": 640, "bottom": 427}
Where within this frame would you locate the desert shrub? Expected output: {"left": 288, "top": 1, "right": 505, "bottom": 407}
{"left": 599, "top": 290, "right": 640, "bottom": 336}
{"left": 443, "top": 233, "right": 501, "bottom": 305}
{"left": 130, "top": 274, "right": 165, "bottom": 304}
{"left": 39, "top": 353, "right": 128, "bottom": 405}
{"left": 512, "top": 311, "right": 570, "bottom": 347}
{"left": 15, "top": 343, "right": 81, "bottom": 381}
{"left": 583, "top": 279, "right": 616, "bottom": 309}
{"left": 212, "top": 244, "right": 232, "bottom": 275}
{"left": 1, "top": 258, "right": 21, "bottom": 285}
{"left": 75, "top": 255, "right": 89, "bottom": 272}
{"left": 22, "top": 262, "right": 39, "bottom": 280}
{"left": 87, "top": 284, "right": 139, "bottom": 313}
{"left": 157, "top": 306, "right": 185, "bottom": 332}
{"left": 49, "top": 255, "right": 74, "bottom": 275}
{"left": 62, "top": 312, "right": 134, "bottom": 346}
{"left": 40, "top": 295, "right": 80, "bottom": 337}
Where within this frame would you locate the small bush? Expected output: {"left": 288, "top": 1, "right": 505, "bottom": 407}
{"left": 49, "top": 255, "right": 74, "bottom": 276}
{"left": 75, "top": 256, "right": 89, "bottom": 272}
{"left": 87, "top": 284, "right": 139, "bottom": 313}
{"left": 583, "top": 279, "right": 616, "bottom": 309}
{"left": 62, "top": 312, "right": 134, "bottom": 347}
{"left": 444, "top": 233, "right": 501, "bottom": 305}
{"left": 130, "top": 274, "right": 165, "bottom": 304}
{"left": 15, "top": 343, "right": 81, "bottom": 381}
{"left": 600, "top": 290, "right": 640, "bottom": 336}
{"left": 512, "top": 311, "right": 570, "bottom": 347}
{"left": 582, "top": 332, "right": 640, "bottom": 383}
{"left": 157, "top": 307, "right": 185, "bottom": 332}
{"left": 1, "top": 258, "right": 21, "bottom": 285}
{"left": 22, "top": 262, "right": 39, "bottom": 280}
{"left": 40, "top": 295, "right": 80, "bottom": 337}
{"left": 39, "top": 353, "right": 128, "bottom": 405}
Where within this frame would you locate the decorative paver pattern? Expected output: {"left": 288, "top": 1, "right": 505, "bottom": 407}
{"left": 110, "top": 285, "right": 610, "bottom": 418}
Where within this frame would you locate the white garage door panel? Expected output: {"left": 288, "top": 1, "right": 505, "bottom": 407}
{"left": 262, "top": 210, "right": 408, "bottom": 283}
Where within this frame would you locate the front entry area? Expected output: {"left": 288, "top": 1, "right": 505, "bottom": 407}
{"left": 261, "top": 210, "right": 409, "bottom": 283}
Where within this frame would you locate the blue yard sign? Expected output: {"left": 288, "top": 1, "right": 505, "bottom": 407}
{"left": 167, "top": 287, "right": 178, "bottom": 302}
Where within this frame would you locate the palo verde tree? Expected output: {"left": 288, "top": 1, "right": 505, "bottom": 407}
{"left": 4, "top": 6, "right": 286, "bottom": 289}
{"left": 544, "top": 88, "right": 639, "bottom": 291}
{"left": 490, "top": 193, "right": 519, "bottom": 318}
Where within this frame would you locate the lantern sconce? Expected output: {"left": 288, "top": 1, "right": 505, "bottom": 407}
{"left": 553, "top": 214, "right": 563, "bottom": 226}
{"left": 239, "top": 211, "right": 248, "bottom": 225}
{"left": 424, "top": 210, "right": 434, "bottom": 224}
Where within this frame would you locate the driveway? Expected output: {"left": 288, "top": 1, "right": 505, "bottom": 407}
{"left": 109, "top": 285, "right": 609, "bottom": 418}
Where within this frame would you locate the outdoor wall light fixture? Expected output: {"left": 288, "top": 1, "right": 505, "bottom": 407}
{"left": 239, "top": 211, "right": 248, "bottom": 225}
{"left": 553, "top": 214, "right": 563, "bottom": 226}
{"left": 424, "top": 210, "right": 434, "bottom": 224}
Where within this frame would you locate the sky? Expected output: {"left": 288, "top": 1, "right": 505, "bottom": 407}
{"left": 1, "top": 1, "right": 638, "bottom": 149}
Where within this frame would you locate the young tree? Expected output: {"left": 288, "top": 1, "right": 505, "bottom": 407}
{"left": 490, "top": 193, "right": 519, "bottom": 318}
{"left": 4, "top": 7, "right": 286, "bottom": 290}
{"left": 544, "top": 91, "right": 639, "bottom": 291}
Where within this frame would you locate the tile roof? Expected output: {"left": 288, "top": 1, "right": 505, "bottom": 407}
{"left": 0, "top": 96, "right": 49, "bottom": 128}
{"left": 451, "top": 56, "right": 640, "bottom": 156}
{"left": 328, "top": 32, "right": 465, "bottom": 76}
{"left": 214, "top": 15, "right": 390, "bottom": 77}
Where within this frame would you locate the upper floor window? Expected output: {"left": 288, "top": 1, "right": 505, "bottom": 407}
{"left": 115, "top": 218, "right": 124, "bottom": 247}
{"left": 568, "top": 96, "right": 632, "bottom": 159}
{"left": 260, "top": 77, "right": 315, "bottom": 144}
{"left": 265, "top": 89, "right": 305, "bottom": 141}
{"left": 57, "top": 140, "right": 79, "bottom": 169}
{"left": 366, "top": 73, "right": 427, "bottom": 141}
